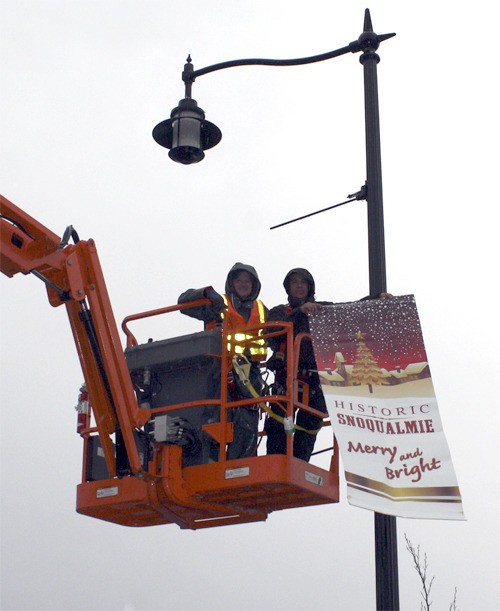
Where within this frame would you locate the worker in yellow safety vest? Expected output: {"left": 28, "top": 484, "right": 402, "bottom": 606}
{"left": 219, "top": 293, "right": 267, "bottom": 359}
{"left": 178, "top": 262, "right": 268, "bottom": 459}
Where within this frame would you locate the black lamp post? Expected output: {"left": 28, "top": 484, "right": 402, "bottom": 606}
{"left": 154, "top": 9, "right": 398, "bottom": 610}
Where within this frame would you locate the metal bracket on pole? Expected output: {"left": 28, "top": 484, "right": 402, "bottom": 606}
{"left": 347, "top": 182, "right": 368, "bottom": 201}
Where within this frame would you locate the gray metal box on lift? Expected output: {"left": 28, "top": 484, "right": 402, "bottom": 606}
{"left": 125, "top": 329, "right": 222, "bottom": 466}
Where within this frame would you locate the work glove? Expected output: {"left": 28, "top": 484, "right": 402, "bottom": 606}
{"left": 204, "top": 288, "right": 225, "bottom": 315}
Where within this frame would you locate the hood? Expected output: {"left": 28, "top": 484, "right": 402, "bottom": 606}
{"left": 225, "top": 262, "right": 261, "bottom": 302}
{"left": 283, "top": 267, "right": 316, "bottom": 305}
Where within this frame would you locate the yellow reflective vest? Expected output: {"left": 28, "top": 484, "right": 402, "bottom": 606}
{"left": 221, "top": 294, "right": 267, "bottom": 360}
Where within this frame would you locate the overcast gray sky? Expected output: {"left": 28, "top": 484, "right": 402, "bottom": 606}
{"left": 1, "top": 1, "right": 499, "bottom": 610}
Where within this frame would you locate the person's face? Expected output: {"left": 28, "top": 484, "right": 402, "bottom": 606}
{"left": 232, "top": 271, "right": 253, "bottom": 299}
{"left": 288, "top": 273, "right": 309, "bottom": 302}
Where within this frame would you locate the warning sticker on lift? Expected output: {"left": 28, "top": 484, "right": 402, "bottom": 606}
{"left": 225, "top": 467, "right": 250, "bottom": 480}
{"left": 305, "top": 471, "right": 324, "bottom": 486}
{"left": 96, "top": 486, "right": 119, "bottom": 499}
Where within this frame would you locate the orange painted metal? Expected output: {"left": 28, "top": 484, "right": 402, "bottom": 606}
{"left": 121, "top": 300, "right": 211, "bottom": 348}
{"left": 1, "top": 194, "right": 340, "bottom": 529}
{"left": 0, "top": 194, "right": 61, "bottom": 278}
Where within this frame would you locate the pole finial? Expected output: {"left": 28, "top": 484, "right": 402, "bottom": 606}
{"left": 182, "top": 56, "right": 195, "bottom": 96}
{"left": 363, "top": 8, "right": 373, "bottom": 33}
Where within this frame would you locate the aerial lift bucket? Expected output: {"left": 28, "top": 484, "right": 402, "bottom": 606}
{"left": 77, "top": 313, "right": 339, "bottom": 529}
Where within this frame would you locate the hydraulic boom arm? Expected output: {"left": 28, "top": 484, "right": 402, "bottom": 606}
{"left": 1, "top": 194, "right": 151, "bottom": 476}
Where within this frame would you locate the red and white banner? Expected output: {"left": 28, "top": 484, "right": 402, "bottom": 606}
{"left": 309, "top": 295, "right": 465, "bottom": 520}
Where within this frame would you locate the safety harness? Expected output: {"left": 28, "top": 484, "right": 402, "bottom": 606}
{"left": 232, "top": 354, "right": 321, "bottom": 435}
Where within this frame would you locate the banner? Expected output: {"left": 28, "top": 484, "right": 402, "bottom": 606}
{"left": 309, "top": 295, "right": 465, "bottom": 520}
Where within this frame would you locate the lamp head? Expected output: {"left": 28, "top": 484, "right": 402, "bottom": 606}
{"left": 152, "top": 97, "right": 222, "bottom": 165}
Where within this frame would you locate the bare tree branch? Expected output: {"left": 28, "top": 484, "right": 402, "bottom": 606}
{"left": 405, "top": 533, "right": 459, "bottom": 611}
{"left": 449, "top": 586, "right": 458, "bottom": 611}
{"left": 405, "top": 533, "right": 434, "bottom": 610}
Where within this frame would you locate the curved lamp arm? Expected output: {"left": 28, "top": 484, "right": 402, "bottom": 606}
{"left": 184, "top": 30, "right": 395, "bottom": 94}
{"left": 153, "top": 8, "right": 394, "bottom": 166}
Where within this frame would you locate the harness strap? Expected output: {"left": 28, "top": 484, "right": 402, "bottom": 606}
{"left": 232, "top": 355, "right": 320, "bottom": 435}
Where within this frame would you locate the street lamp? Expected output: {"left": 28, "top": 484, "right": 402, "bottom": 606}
{"left": 153, "top": 93, "right": 221, "bottom": 164}
{"left": 154, "top": 9, "right": 398, "bottom": 610}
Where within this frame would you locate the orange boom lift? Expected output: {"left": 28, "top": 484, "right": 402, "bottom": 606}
{"left": 1, "top": 194, "right": 339, "bottom": 529}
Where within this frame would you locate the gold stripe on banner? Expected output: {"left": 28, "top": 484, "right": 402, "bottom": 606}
{"left": 345, "top": 472, "right": 462, "bottom": 503}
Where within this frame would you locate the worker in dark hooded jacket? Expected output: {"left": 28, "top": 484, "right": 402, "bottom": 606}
{"left": 265, "top": 268, "right": 393, "bottom": 462}
{"left": 265, "top": 268, "right": 332, "bottom": 462}
{"left": 178, "top": 263, "right": 268, "bottom": 460}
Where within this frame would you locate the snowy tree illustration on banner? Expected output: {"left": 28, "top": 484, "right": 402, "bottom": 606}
{"left": 351, "top": 330, "right": 387, "bottom": 393}
{"left": 309, "top": 294, "right": 431, "bottom": 398}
